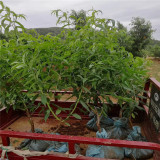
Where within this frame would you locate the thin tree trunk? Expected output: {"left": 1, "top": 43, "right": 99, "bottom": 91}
{"left": 129, "top": 116, "right": 133, "bottom": 128}
{"left": 94, "top": 94, "right": 99, "bottom": 106}
{"left": 119, "top": 109, "right": 123, "bottom": 118}
{"left": 26, "top": 108, "right": 35, "bottom": 133}
{"left": 96, "top": 113, "right": 101, "bottom": 133}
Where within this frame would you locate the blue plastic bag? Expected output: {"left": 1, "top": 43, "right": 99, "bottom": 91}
{"left": 86, "top": 128, "right": 125, "bottom": 159}
{"left": 47, "top": 141, "right": 68, "bottom": 153}
{"left": 29, "top": 139, "right": 51, "bottom": 152}
{"left": 86, "top": 128, "right": 106, "bottom": 158}
{"left": 104, "top": 146, "right": 124, "bottom": 160}
{"left": 125, "top": 126, "right": 153, "bottom": 159}
{"left": 18, "top": 130, "right": 68, "bottom": 153}
{"left": 106, "top": 117, "right": 131, "bottom": 140}
{"left": 86, "top": 115, "right": 113, "bottom": 131}
{"left": 18, "top": 128, "right": 48, "bottom": 151}
{"left": 86, "top": 145, "right": 104, "bottom": 158}
{"left": 47, "top": 133, "right": 80, "bottom": 154}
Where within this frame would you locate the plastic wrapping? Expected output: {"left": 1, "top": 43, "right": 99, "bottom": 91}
{"left": 106, "top": 117, "right": 131, "bottom": 140}
{"left": 86, "top": 128, "right": 125, "bottom": 159}
{"left": 86, "top": 115, "right": 113, "bottom": 131}
{"left": 125, "top": 126, "right": 153, "bottom": 159}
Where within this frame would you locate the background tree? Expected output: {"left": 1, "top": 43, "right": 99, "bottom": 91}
{"left": 70, "top": 9, "right": 86, "bottom": 30}
{"left": 129, "top": 17, "right": 154, "bottom": 57}
{"left": 117, "top": 21, "right": 127, "bottom": 31}
{"left": 116, "top": 21, "right": 133, "bottom": 52}
{"left": 52, "top": 9, "right": 149, "bottom": 131}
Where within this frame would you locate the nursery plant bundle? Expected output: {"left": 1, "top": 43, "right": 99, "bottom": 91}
{"left": 51, "top": 9, "right": 149, "bottom": 123}
{"left": 0, "top": 1, "right": 149, "bottom": 133}
{"left": 0, "top": 2, "right": 156, "bottom": 160}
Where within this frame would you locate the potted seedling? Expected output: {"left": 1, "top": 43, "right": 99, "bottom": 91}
{"left": 52, "top": 9, "right": 149, "bottom": 132}
{"left": 0, "top": 1, "right": 38, "bottom": 133}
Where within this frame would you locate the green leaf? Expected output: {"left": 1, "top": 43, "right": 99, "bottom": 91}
{"left": 41, "top": 94, "right": 47, "bottom": 105}
{"left": 1, "top": 18, "right": 11, "bottom": 27}
{"left": 18, "top": 14, "right": 26, "bottom": 20}
{"left": 131, "top": 113, "right": 135, "bottom": 119}
{"left": 44, "top": 109, "right": 50, "bottom": 121}
{"left": 82, "top": 87, "right": 91, "bottom": 93}
{"left": 65, "top": 122, "right": 70, "bottom": 126}
{"left": 72, "top": 113, "right": 81, "bottom": 119}
{"left": 56, "top": 109, "right": 61, "bottom": 115}
{"left": 15, "top": 21, "right": 25, "bottom": 30}
{"left": 0, "top": 1, "right": 4, "bottom": 9}
{"left": 6, "top": 7, "right": 10, "bottom": 13}
{"left": 0, "top": 9, "right": 3, "bottom": 14}
{"left": 80, "top": 100, "right": 90, "bottom": 112}
{"left": 83, "top": 78, "right": 87, "bottom": 84}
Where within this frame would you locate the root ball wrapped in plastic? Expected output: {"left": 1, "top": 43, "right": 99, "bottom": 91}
{"left": 86, "top": 128, "right": 125, "bottom": 159}
{"left": 125, "top": 126, "right": 153, "bottom": 159}
{"left": 86, "top": 114, "right": 113, "bottom": 131}
{"left": 106, "top": 117, "right": 131, "bottom": 140}
{"left": 18, "top": 129, "right": 69, "bottom": 153}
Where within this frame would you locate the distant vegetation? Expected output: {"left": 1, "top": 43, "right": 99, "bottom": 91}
{"left": 31, "top": 27, "right": 63, "bottom": 36}
{"left": 150, "top": 39, "right": 160, "bottom": 46}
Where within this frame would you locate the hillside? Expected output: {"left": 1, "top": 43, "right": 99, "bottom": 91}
{"left": 29, "top": 27, "right": 65, "bottom": 36}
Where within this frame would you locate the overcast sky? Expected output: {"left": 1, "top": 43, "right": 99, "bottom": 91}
{"left": 4, "top": 0, "right": 160, "bottom": 40}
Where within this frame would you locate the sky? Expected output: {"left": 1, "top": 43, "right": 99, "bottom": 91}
{"left": 4, "top": 0, "right": 160, "bottom": 40}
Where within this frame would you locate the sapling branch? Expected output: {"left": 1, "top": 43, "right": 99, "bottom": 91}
{"left": 96, "top": 112, "right": 101, "bottom": 133}
{"left": 87, "top": 103, "right": 102, "bottom": 133}
{"left": 119, "top": 109, "right": 123, "bottom": 118}
{"left": 26, "top": 107, "right": 35, "bottom": 133}
{"left": 93, "top": 94, "right": 102, "bottom": 133}
{"left": 129, "top": 115, "right": 133, "bottom": 127}
{"left": 45, "top": 90, "right": 82, "bottom": 132}
{"left": 46, "top": 102, "right": 61, "bottom": 121}
{"left": 22, "top": 101, "right": 35, "bottom": 133}
{"left": 62, "top": 89, "right": 82, "bottom": 122}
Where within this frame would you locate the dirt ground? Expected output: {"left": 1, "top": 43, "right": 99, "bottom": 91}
{"left": 147, "top": 57, "right": 160, "bottom": 81}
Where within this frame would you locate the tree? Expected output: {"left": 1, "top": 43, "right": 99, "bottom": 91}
{"left": 0, "top": 1, "right": 35, "bottom": 132}
{"left": 117, "top": 21, "right": 127, "bottom": 32}
{"left": 52, "top": 9, "right": 148, "bottom": 132}
{"left": 129, "top": 17, "right": 154, "bottom": 57}
{"left": 116, "top": 21, "right": 133, "bottom": 52}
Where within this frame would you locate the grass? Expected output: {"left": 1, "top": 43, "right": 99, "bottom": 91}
{"left": 147, "top": 57, "right": 160, "bottom": 82}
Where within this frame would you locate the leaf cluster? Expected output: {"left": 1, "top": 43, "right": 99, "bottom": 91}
{"left": 0, "top": 1, "right": 26, "bottom": 38}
